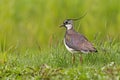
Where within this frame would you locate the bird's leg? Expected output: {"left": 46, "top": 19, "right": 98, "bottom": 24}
{"left": 79, "top": 54, "right": 83, "bottom": 64}
{"left": 72, "top": 54, "right": 75, "bottom": 64}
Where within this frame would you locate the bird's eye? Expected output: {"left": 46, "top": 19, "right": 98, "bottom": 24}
{"left": 65, "top": 21, "right": 68, "bottom": 24}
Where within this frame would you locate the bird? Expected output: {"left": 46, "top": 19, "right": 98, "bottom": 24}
{"left": 60, "top": 16, "right": 97, "bottom": 64}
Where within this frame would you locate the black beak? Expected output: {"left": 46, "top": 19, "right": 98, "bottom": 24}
{"left": 59, "top": 24, "right": 64, "bottom": 27}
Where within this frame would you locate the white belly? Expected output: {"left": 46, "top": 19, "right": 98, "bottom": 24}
{"left": 64, "top": 39, "right": 77, "bottom": 54}
{"left": 64, "top": 39, "right": 89, "bottom": 54}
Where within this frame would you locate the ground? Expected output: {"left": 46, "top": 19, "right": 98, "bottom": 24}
{"left": 0, "top": 38, "right": 120, "bottom": 80}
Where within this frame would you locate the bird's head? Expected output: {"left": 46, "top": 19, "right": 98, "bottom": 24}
{"left": 60, "top": 13, "right": 87, "bottom": 30}
{"left": 60, "top": 19, "right": 73, "bottom": 30}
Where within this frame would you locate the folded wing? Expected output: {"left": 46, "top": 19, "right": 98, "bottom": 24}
{"left": 65, "top": 33, "right": 97, "bottom": 53}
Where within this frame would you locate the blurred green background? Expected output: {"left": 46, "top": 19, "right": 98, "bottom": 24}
{"left": 0, "top": 0, "right": 120, "bottom": 49}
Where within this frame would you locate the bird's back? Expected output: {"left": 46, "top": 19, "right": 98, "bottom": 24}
{"left": 65, "top": 29, "right": 97, "bottom": 53}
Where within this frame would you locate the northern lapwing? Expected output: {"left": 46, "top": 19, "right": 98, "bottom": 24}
{"left": 60, "top": 16, "right": 97, "bottom": 64}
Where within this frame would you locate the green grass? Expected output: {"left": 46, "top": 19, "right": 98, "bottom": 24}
{"left": 0, "top": 38, "right": 120, "bottom": 80}
{"left": 0, "top": 0, "right": 120, "bottom": 79}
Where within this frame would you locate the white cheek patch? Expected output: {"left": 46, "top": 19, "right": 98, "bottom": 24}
{"left": 66, "top": 24, "right": 72, "bottom": 30}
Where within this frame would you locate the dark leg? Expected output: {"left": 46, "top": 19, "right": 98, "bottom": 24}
{"left": 72, "top": 54, "right": 75, "bottom": 64}
{"left": 79, "top": 54, "right": 83, "bottom": 64}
